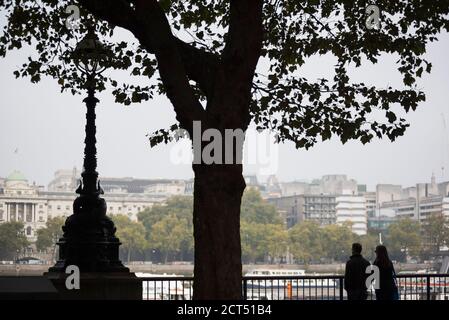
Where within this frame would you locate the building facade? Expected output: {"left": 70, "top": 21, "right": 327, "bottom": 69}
{"left": 267, "top": 194, "right": 367, "bottom": 235}
{"left": 0, "top": 170, "right": 182, "bottom": 243}
{"left": 335, "top": 196, "right": 367, "bottom": 235}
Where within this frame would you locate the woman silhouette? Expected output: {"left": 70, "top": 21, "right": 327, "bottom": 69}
{"left": 373, "top": 245, "right": 399, "bottom": 300}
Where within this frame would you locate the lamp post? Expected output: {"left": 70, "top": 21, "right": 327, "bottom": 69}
{"left": 48, "top": 27, "right": 128, "bottom": 273}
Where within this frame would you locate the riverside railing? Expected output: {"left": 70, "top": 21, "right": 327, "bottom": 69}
{"left": 138, "top": 274, "right": 449, "bottom": 300}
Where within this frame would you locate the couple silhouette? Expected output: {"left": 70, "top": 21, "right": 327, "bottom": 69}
{"left": 344, "top": 243, "right": 399, "bottom": 300}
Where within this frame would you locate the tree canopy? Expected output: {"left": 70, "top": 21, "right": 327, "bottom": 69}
{"left": 36, "top": 216, "right": 65, "bottom": 252}
{"left": 0, "top": 221, "right": 29, "bottom": 260}
{"left": 138, "top": 196, "right": 194, "bottom": 262}
{"left": 111, "top": 214, "right": 147, "bottom": 263}
{"left": 386, "top": 217, "right": 422, "bottom": 261}
{"left": 1, "top": 1, "right": 448, "bottom": 146}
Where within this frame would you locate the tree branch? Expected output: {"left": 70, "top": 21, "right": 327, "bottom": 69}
{"left": 78, "top": 0, "right": 217, "bottom": 130}
{"left": 208, "top": 0, "right": 264, "bottom": 127}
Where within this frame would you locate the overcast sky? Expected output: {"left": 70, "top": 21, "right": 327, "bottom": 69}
{"left": 0, "top": 22, "right": 448, "bottom": 191}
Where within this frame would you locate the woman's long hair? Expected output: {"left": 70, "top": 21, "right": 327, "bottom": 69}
{"left": 374, "top": 245, "right": 393, "bottom": 269}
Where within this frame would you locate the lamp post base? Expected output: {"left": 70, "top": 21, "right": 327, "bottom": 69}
{"left": 44, "top": 272, "right": 141, "bottom": 300}
{"left": 48, "top": 193, "right": 129, "bottom": 273}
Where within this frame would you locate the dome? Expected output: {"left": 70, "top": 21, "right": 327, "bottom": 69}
{"left": 6, "top": 170, "right": 27, "bottom": 182}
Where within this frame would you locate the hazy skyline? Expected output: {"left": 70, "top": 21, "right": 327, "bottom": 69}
{"left": 1, "top": 26, "right": 448, "bottom": 191}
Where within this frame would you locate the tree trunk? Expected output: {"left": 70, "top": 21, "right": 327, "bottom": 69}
{"left": 192, "top": 164, "right": 246, "bottom": 300}
{"left": 127, "top": 248, "right": 131, "bottom": 264}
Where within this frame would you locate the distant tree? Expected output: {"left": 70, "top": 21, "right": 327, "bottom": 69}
{"left": 138, "top": 196, "right": 193, "bottom": 232}
{"left": 241, "top": 189, "right": 282, "bottom": 225}
{"left": 36, "top": 216, "right": 65, "bottom": 261}
{"left": 3, "top": 0, "right": 449, "bottom": 298}
{"left": 0, "top": 222, "right": 29, "bottom": 260}
{"left": 421, "top": 213, "right": 448, "bottom": 258}
{"left": 240, "top": 190, "right": 286, "bottom": 263}
{"left": 321, "top": 223, "right": 355, "bottom": 262}
{"left": 387, "top": 218, "right": 421, "bottom": 261}
{"left": 111, "top": 215, "right": 147, "bottom": 263}
{"left": 138, "top": 196, "right": 193, "bottom": 261}
{"left": 356, "top": 231, "right": 380, "bottom": 262}
{"left": 150, "top": 214, "right": 192, "bottom": 263}
{"left": 289, "top": 221, "right": 324, "bottom": 264}
{"left": 264, "top": 224, "right": 288, "bottom": 263}
{"left": 241, "top": 221, "right": 265, "bottom": 263}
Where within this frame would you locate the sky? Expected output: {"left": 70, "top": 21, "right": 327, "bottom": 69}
{"left": 0, "top": 20, "right": 449, "bottom": 191}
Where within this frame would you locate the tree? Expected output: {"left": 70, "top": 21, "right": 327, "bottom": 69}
{"left": 2, "top": 0, "right": 449, "bottom": 299}
{"left": 240, "top": 222, "right": 287, "bottom": 263}
{"left": 138, "top": 196, "right": 194, "bottom": 261}
{"left": 111, "top": 215, "right": 147, "bottom": 263}
{"left": 138, "top": 196, "right": 193, "bottom": 232}
{"left": 241, "top": 189, "right": 282, "bottom": 225}
{"left": 36, "top": 216, "right": 65, "bottom": 261}
{"left": 288, "top": 221, "right": 324, "bottom": 264}
{"left": 0, "top": 222, "right": 29, "bottom": 260}
{"left": 263, "top": 224, "right": 288, "bottom": 263}
{"left": 321, "top": 223, "right": 355, "bottom": 262}
{"left": 240, "top": 189, "right": 286, "bottom": 263}
{"left": 150, "top": 214, "right": 192, "bottom": 263}
{"left": 356, "top": 231, "right": 379, "bottom": 262}
{"left": 241, "top": 222, "right": 263, "bottom": 263}
{"left": 387, "top": 218, "right": 421, "bottom": 261}
{"left": 421, "top": 213, "right": 449, "bottom": 258}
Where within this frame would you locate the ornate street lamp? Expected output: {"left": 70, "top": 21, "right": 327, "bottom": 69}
{"left": 48, "top": 28, "right": 128, "bottom": 273}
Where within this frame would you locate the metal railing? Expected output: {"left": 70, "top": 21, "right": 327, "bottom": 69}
{"left": 139, "top": 274, "right": 449, "bottom": 300}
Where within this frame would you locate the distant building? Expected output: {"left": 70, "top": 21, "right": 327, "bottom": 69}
{"left": 279, "top": 181, "right": 310, "bottom": 197}
{"left": 319, "top": 175, "right": 358, "bottom": 195}
{"left": 48, "top": 168, "right": 186, "bottom": 195}
{"left": 267, "top": 195, "right": 303, "bottom": 228}
{"left": 268, "top": 194, "right": 367, "bottom": 235}
{"left": 362, "top": 191, "right": 377, "bottom": 218}
{"left": 376, "top": 184, "right": 403, "bottom": 205}
{"left": 380, "top": 195, "right": 449, "bottom": 222}
{"left": 0, "top": 170, "right": 179, "bottom": 243}
{"left": 303, "top": 195, "right": 337, "bottom": 226}
{"left": 278, "top": 174, "right": 359, "bottom": 197}
{"left": 335, "top": 196, "right": 367, "bottom": 235}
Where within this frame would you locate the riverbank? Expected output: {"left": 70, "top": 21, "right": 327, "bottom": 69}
{"left": 0, "top": 262, "right": 433, "bottom": 276}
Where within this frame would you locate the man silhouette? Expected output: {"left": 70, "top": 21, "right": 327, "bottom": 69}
{"left": 344, "top": 243, "right": 371, "bottom": 300}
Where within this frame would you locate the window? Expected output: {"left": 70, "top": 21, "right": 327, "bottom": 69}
{"left": 26, "top": 226, "right": 32, "bottom": 236}
{"left": 57, "top": 206, "right": 61, "bottom": 210}
{"left": 26, "top": 211, "right": 32, "bottom": 222}
{"left": 66, "top": 205, "right": 70, "bottom": 210}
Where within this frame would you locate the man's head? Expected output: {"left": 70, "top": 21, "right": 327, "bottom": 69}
{"left": 352, "top": 243, "right": 362, "bottom": 255}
